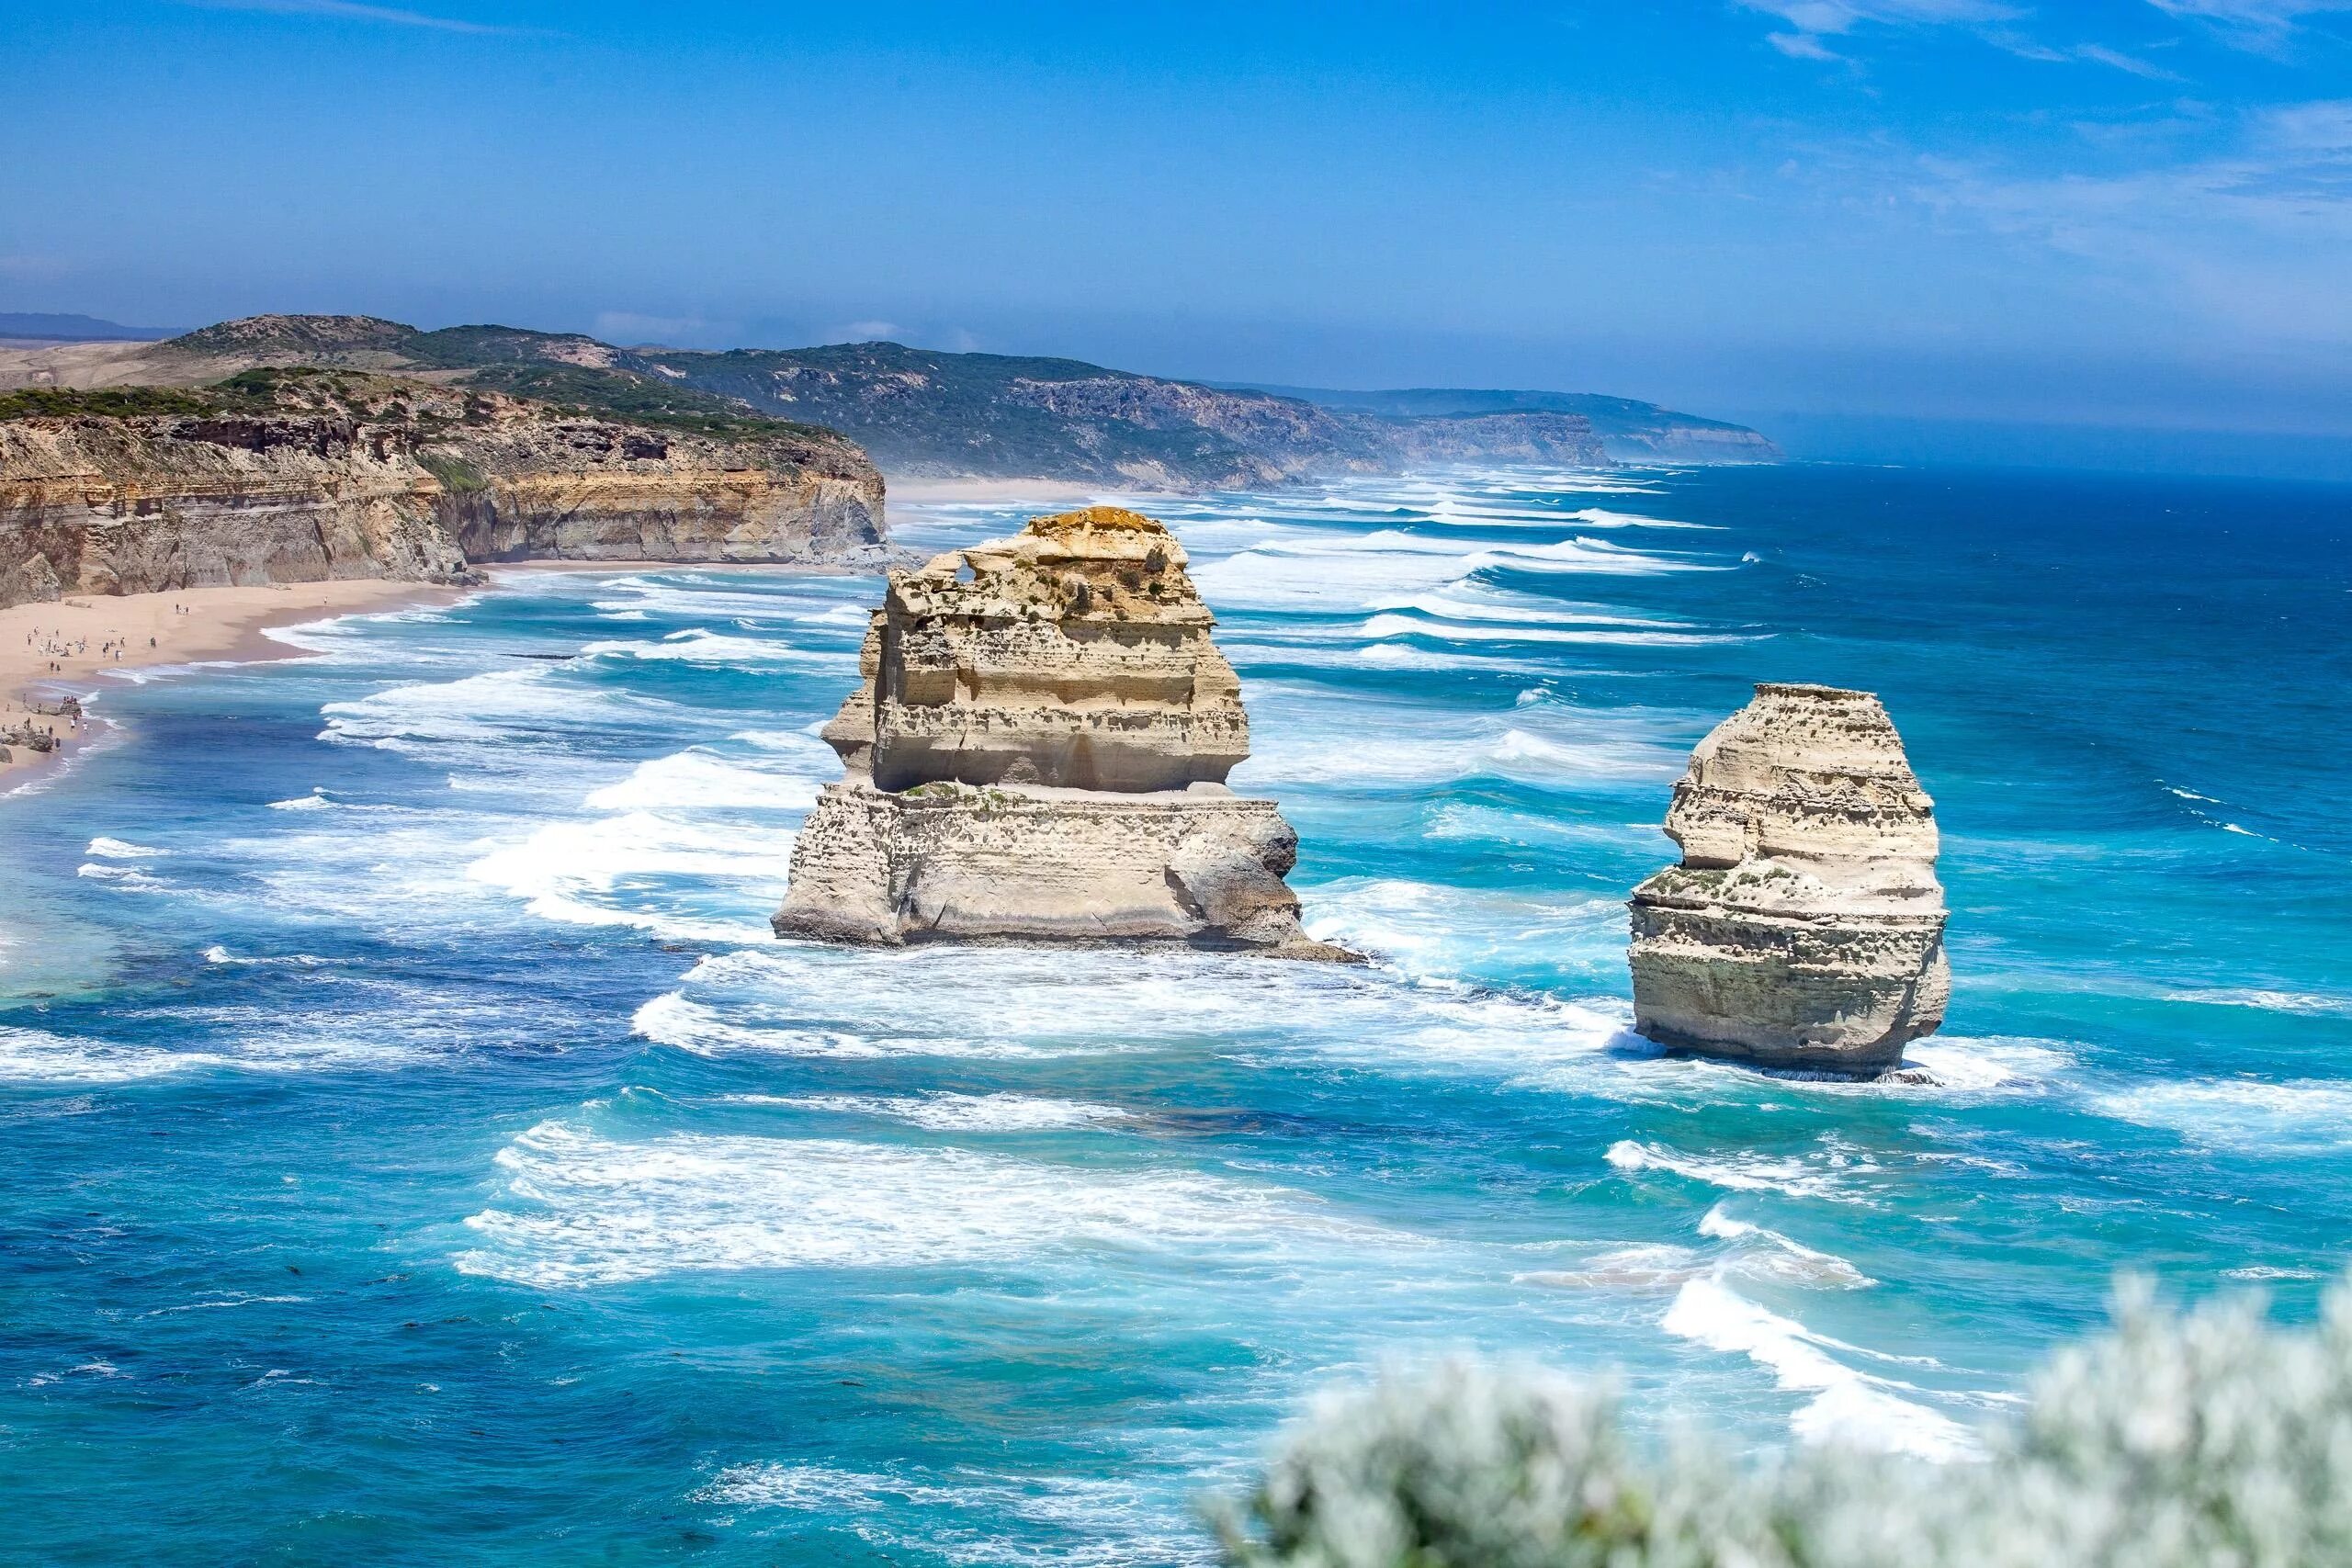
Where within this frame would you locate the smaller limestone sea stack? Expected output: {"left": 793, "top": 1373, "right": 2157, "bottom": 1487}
{"left": 774, "top": 506, "right": 1350, "bottom": 960}
{"left": 1627, "top": 682, "right": 1949, "bottom": 1076}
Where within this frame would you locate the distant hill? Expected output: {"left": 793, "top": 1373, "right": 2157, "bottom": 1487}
{"left": 0, "top": 313, "right": 1748, "bottom": 487}
{"left": 1239, "top": 383, "right": 1781, "bottom": 465}
{"left": 0, "top": 311, "right": 187, "bottom": 344}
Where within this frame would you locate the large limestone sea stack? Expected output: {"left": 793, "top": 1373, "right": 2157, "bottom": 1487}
{"left": 1627, "top": 683, "right": 1949, "bottom": 1076}
{"left": 774, "top": 507, "right": 1348, "bottom": 959}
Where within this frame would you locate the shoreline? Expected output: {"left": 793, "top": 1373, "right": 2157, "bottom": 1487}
{"left": 0, "top": 555, "right": 907, "bottom": 787}
{"left": 0, "top": 577, "right": 465, "bottom": 784}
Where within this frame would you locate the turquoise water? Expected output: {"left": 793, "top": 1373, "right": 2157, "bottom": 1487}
{"left": 3, "top": 463, "right": 2347, "bottom": 1562}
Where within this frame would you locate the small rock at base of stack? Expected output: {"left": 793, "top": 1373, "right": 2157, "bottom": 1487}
{"left": 1627, "top": 682, "right": 1949, "bottom": 1076}
{"left": 774, "top": 506, "right": 1353, "bottom": 961}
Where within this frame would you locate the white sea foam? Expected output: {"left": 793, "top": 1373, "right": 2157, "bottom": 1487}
{"left": 0, "top": 1026, "right": 220, "bottom": 1083}
{"left": 1238, "top": 717, "right": 1683, "bottom": 790}
{"left": 633, "top": 990, "right": 1065, "bottom": 1061}
{"left": 581, "top": 748, "right": 825, "bottom": 812}
{"left": 1299, "top": 876, "right": 1627, "bottom": 981}
{"left": 1371, "top": 592, "right": 1690, "bottom": 630}
{"left": 2224, "top": 1265, "right": 2324, "bottom": 1281}
{"left": 266, "top": 790, "right": 334, "bottom": 811}
{"left": 2161, "top": 987, "right": 2351, "bottom": 1018}
{"left": 456, "top": 1122, "right": 1404, "bottom": 1286}
{"left": 695, "top": 1461, "right": 1209, "bottom": 1566}
{"left": 0, "top": 1022, "right": 400, "bottom": 1082}
{"left": 1662, "top": 1276, "right": 1976, "bottom": 1460}
{"left": 2089, "top": 1077, "right": 2352, "bottom": 1152}
{"left": 85, "top": 836, "right": 166, "bottom": 860}
{"left": 203, "top": 945, "right": 332, "bottom": 967}
{"left": 1422, "top": 802, "right": 1650, "bottom": 851}
{"left": 76, "top": 863, "right": 167, "bottom": 892}
{"left": 1694, "top": 1207, "right": 1874, "bottom": 1287}
{"left": 322, "top": 667, "right": 668, "bottom": 768}
{"left": 1560, "top": 507, "right": 1714, "bottom": 530}
{"left": 579, "top": 628, "right": 852, "bottom": 669}
{"left": 1606, "top": 1139, "right": 1883, "bottom": 1205}
{"left": 655, "top": 942, "right": 1627, "bottom": 1088}
{"left": 1191, "top": 528, "right": 1717, "bottom": 614}
{"left": 752, "top": 1092, "right": 1135, "bottom": 1132}
{"left": 1360, "top": 612, "right": 1743, "bottom": 648}
{"left": 1526, "top": 1204, "right": 1871, "bottom": 1294}
{"left": 465, "top": 812, "right": 788, "bottom": 945}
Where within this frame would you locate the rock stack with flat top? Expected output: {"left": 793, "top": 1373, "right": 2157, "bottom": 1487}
{"left": 774, "top": 506, "right": 1351, "bottom": 959}
{"left": 1627, "top": 682, "right": 1949, "bottom": 1076}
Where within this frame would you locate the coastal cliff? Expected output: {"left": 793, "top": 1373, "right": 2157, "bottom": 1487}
{"left": 0, "top": 316, "right": 1754, "bottom": 489}
{"left": 1627, "top": 683, "right": 1949, "bottom": 1075}
{"left": 0, "top": 369, "right": 887, "bottom": 608}
{"left": 775, "top": 506, "right": 1347, "bottom": 957}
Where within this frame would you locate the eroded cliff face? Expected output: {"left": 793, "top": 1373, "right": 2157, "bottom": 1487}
{"left": 1627, "top": 682, "right": 1949, "bottom": 1076}
{"left": 775, "top": 506, "right": 1348, "bottom": 958}
{"left": 0, "top": 372, "right": 888, "bottom": 608}
{"left": 425, "top": 400, "right": 886, "bottom": 566}
{"left": 0, "top": 411, "right": 467, "bottom": 605}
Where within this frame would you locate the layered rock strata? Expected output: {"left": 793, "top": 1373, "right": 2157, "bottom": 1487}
{"left": 775, "top": 506, "right": 1347, "bottom": 958}
{"left": 0, "top": 371, "right": 888, "bottom": 608}
{"left": 1627, "top": 683, "right": 1949, "bottom": 1075}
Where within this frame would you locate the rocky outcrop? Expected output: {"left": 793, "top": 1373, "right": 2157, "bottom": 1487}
{"left": 775, "top": 506, "right": 1348, "bottom": 958}
{"left": 0, "top": 370, "right": 888, "bottom": 608}
{"left": 1627, "top": 683, "right": 1949, "bottom": 1076}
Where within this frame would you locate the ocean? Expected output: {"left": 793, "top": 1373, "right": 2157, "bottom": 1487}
{"left": 2, "top": 462, "right": 2347, "bottom": 1563}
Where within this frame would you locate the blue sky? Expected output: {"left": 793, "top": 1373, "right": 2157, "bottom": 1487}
{"left": 5, "top": 2, "right": 2349, "bottom": 467}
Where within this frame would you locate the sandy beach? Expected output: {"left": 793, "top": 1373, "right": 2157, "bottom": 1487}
{"left": 0, "top": 578, "right": 460, "bottom": 783}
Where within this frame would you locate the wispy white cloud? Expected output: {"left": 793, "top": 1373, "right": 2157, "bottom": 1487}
{"left": 2145, "top": 0, "right": 2352, "bottom": 51}
{"left": 1744, "top": 0, "right": 2192, "bottom": 73}
{"left": 1767, "top": 29, "right": 1845, "bottom": 59}
{"left": 1741, "top": 0, "right": 2017, "bottom": 59}
{"left": 1905, "top": 98, "right": 2352, "bottom": 344}
{"left": 183, "top": 0, "right": 508, "bottom": 34}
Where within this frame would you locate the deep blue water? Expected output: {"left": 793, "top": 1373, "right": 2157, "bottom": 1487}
{"left": 3, "top": 463, "right": 2347, "bottom": 1563}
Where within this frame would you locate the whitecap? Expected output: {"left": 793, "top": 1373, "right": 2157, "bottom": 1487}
{"left": 2224, "top": 1265, "right": 2324, "bottom": 1281}
{"left": 633, "top": 991, "right": 1064, "bottom": 1061}
{"left": 750, "top": 1092, "right": 1136, "bottom": 1132}
{"left": 1661, "top": 1277, "right": 1977, "bottom": 1461}
{"left": 1606, "top": 1139, "right": 1882, "bottom": 1205}
{"left": 76, "top": 863, "right": 167, "bottom": 892}
{"left": 2161, "top": 987, "right": 2351, "bottom": 1019}
{"left": 0, "top": 1026, "right": 222, "bottom": 1084}
{"left": 85, "top": 836, "right": 166, "bottom": 860}
{"left": 695, "top": 1461, "right": 1210, "bottom": 1566}
{"left": 266, "top": 790, "right": 334, "bottom": 812}
{"left": 2088, "top": 1077, "right": 2352, "bottom": 1152}
{"left": 581, "top": 748, "right": 827, "bottom": 813}
{"left": 465, "top": 812, "right": 788, "bottom": 945}
{"left": 578, "top": 628, "right": 851, "bottom": 669}
{"left": 456, "top": 1121, "right": 1407, "bottom": 1286}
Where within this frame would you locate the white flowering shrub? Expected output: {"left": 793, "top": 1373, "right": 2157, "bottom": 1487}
{"left": 1216, "top": 1274, "right": 2352, "bottom": 1568}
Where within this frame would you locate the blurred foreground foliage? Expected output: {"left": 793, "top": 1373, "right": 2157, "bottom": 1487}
{"left": 1217, "top": 1274, "right": 2352, "bottom": 1568}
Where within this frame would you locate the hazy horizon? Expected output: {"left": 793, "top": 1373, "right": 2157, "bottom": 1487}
{"left": 7, "top": 0, "right": 2349, "bottom": 479}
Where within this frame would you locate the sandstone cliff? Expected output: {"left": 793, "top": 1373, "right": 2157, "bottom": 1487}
{"left": 1626, "top": 683, "right": 1948, "bottom": 1075}
{"left": 0, "top": 370, "right": 887, "bottom": 608}
{"left": 0, "top": 317, "right": 1689, "bottom": 489}
{"left": 775, "top": 506, "right": 1347, "bottom": 958}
